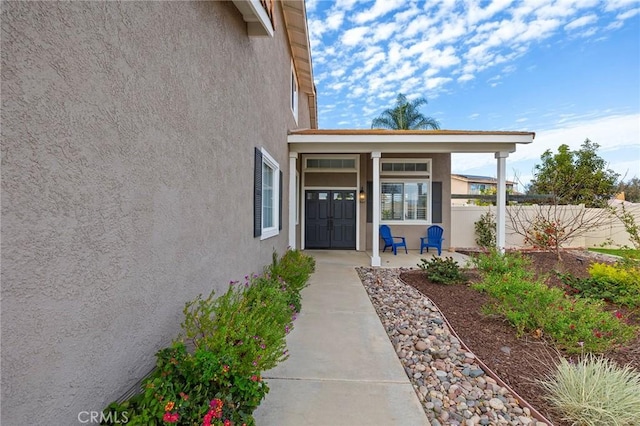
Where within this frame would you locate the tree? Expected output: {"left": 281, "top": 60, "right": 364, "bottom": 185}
{"left": 618, "top": 177, "right": 640, "bottom": 203}
{"left": 371, "top": 93, "right": 440, "bottom": 130}
{"left": 510, "top": 139, "right": 619, "bottom": 259}
{"left": 527, "top": 139, "right": 619, "bottom": 208}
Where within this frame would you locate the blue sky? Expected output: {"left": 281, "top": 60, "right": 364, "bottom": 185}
{"left": 305, "top": 0, "right": 640, "bottom": 189}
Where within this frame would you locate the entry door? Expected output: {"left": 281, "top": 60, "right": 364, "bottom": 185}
{"left": 305, "top": 190, "right": 356, "bottom": 249}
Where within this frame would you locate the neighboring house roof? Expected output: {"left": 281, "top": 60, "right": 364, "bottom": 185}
{"left": 452, "top": 174, "right": 516, "bottom": 185}
{"left": 282, "top": 0, "right": 317, "bottom": 128}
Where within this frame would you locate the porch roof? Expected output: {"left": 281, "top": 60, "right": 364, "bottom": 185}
{"left": 288, "top": 129, "right": 535, "bottom": 154}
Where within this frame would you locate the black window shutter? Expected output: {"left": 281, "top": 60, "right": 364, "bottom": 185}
{"left": 279, "top": 170, "right": 283, "bottom": 231}
{"left": 254, "top": 148, "right": 262, "bottom": 237}
{"left": 366, "top": 181, "right": 373, "bottom": 223}
{"left": 432, "top": 181, "right": 442, "bottom": 223}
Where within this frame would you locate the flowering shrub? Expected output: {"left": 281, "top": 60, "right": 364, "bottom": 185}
{"left": 267, "top": 249, "right": 315, "bottom": 312}
{"left": 524, "top": 215, "right": 566, "bottom": 250}
{"left": 472, "top": 251, "right": 636, "bottom": 353}
{"left": 103, "top": 250, "right": 315, "bottom": 425}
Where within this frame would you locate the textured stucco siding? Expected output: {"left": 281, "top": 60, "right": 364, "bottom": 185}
{"left": 1, "top": 2, "right": 303, "bottom": 424}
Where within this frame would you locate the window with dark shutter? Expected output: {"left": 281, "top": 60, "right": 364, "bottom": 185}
{"left": 279, "top": 170, "right": 283, "bottom": 230}
{"left": 254, "top": 147, "right": 262, "bottom": 238}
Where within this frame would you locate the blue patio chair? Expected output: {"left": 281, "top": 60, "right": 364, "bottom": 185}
{"left": 380, "top": 225, "right": 407, "bottom": 255}
{"left": 420, "top": 225, "right": 444, "bottom": 256}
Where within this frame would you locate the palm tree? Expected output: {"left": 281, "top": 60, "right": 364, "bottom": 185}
{"left": 371, "top": 93, "right": 440, "bottom": 130}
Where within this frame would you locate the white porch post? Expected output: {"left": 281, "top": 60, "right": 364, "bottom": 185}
{"left": 288, "top": 153, "right": 298, "bottom": 249}
{"left": 495, "top": 151, "right": 509, "bottom": 253}
{"left": 371, "top": 152, "right": 381, "bottom": 266}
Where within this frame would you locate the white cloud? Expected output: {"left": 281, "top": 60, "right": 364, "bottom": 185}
{"left": 617, "top": 7, "right": 640, "bottom": 20}
{"left": 452, "top": 113, "right": 640, "bottom": 185}
{"left": 425, "top": 76, "right": 453, "bottom": 90}
{"left": 341, "top": 26, "right": 369, "bottom": 46}
{"left": 353, "top": 0, "right": 405, "bottom": 24}
{"left": 564, "top": 14, "right": 597, "bottom": 31}
{"left": 326, "top": 10, "right": 345, "bottom": 30}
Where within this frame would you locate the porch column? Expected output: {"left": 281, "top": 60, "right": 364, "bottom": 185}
{"left": 371, "top": 152, "right": 381, "bottom": 266}
{"left": 288, "top": 153, "right": 298, "bottom": 249}
{"left": 495, "top": 151, "right": 509, "bottom": 253}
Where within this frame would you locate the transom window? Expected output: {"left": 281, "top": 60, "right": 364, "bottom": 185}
{"left": 380, "top": 159, "right": 430, "bottom": 174}
{"left": 305, "top": 158, "right": 356, "bottom": 169}
{"left": 380, "top": 159, "right": 431, "bottom": 224}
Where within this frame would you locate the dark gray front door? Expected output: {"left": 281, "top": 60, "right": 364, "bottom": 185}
{"left": 305, "top": 190, "right": 356, "bottom": 249}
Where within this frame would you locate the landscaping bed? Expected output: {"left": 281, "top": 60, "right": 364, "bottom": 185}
{"left": 400, "top": 250, "right": 640, "bottom": 425}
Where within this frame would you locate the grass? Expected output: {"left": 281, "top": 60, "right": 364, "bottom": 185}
{"left": 588, "top": 247, "right": 640, "bottom": 259}
{"left": 538, "top": 354, "right": 640, "bottom": 426}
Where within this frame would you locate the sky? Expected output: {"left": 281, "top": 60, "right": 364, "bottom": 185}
{"left": 305, "top": 0, "right": 640, "bottom": 190}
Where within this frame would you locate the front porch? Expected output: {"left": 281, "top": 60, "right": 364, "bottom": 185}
{"left": 287, "top": 129, "right": 535, "bottom": 267}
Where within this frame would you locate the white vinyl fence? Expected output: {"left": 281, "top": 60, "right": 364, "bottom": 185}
{"left": 451, "top": 203, "right": 640, "bottom": 250}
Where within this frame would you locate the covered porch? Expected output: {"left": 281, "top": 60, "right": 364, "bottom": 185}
{"left": 287, "top": 129, "right": 535, "bottom": 267}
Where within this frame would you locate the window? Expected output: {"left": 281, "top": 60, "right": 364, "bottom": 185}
{"left": 291, "top": 62, "right": 298, "bottom": 123}
{"left": 381, "top": 181, "right": 429, "bottom": 222}
{"left": 305, "top": 158, "right": 356, "bottom": 170}
{"left": 380, "top": 159, "right": 431, "bottom": 224}
{"left": 254, "top": 148, "right": 280, "bottom": 239}
{"left": 470, "top": 183, "right": 488, "bottom": 194}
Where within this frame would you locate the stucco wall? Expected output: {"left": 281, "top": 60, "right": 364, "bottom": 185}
{"left": 1, "top": 2, "right": 306, "bottom": 424}
{"left": 450, "top": 205, "right": 640, "bottom": 249}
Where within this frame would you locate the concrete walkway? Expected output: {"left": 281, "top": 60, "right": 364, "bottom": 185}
{"left": 254, "top": 250, "right": 470, "bottom": 425}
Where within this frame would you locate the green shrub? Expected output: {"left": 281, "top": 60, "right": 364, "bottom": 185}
{"left": 474, "top": 211, "right": 497, "bottom": 249}
{"left": 472, "top": 252, "right": 636, "bottom": 353}
{"left": 104, "top": 342, "right": 266, "bottom": 425}
{"left": 104, "top": 249, "right": 314, "bottom": 425}
{"left": 560, "top": 260, "right": 640, "bottom": 308}
{"left": 417, "top": 256, "right": 466, "bottom": 284}
{"left": 539, "top": 354, "right": 640, "bottom": 426}
{"left": 471, "top": 249, "right": 534, "bottom": 279}
{"left": 268, "top": 249, "right": 315, "bottom": 312}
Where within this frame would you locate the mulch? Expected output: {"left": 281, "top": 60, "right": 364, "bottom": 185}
{"left": 399, "top": 250, "right": 640, "bottom": 426}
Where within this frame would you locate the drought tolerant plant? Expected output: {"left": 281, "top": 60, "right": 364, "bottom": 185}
{"left": 538, "top": 354, "right": 640, "bottom": 426}
{"left": 474, "top": 211, "right": 496, "bottom": 249}
{"left": 417, "top": 256, "right": 466, "bottom": 284}
{"left": 524, "top": 215, "right": 565, "bottom": 252}
{"left": 103, "top": 249, "right": 315, "bottom": 425}
{"left": 613, "top": 203, "right": 640, "bottom": 250}
{"left": 472, "top": 251, "right": 636, "bottom": 353}
{"left": 559, "top": 259, "right": 640, "bottom": 308}
{"left": 267, "top": 249, "right": 315, "bottom": 312}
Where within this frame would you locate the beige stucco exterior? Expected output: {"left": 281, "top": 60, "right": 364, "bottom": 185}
{"left": 1, "top": 2, "right": 314, "bottom": 424}
{"left": 1, "top": 1, "right": 536, "bottom": 423}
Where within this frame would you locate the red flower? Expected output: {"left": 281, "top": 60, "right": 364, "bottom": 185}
{"left": 163, "top": 412, "right": 179, "bottom": 423}
{"left": 615, "top": 311, "right": 623, "bottom": 319}
{"left": 593, "top": 330, "right": 603, "bottom": 338}
{"left": 251, "top": 375, "right": 261, "bottom": 382}
{"left": 224, "top": 420, "right": 232, "bottom": 426}
{"left": 179, "top": 392, "right": 189, "bottom": 400}
{"left": 569, "top": 324, "right": 575, "bottom": 330}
